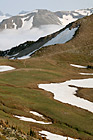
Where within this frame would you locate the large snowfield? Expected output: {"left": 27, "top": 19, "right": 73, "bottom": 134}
{"left": 43, "top": 27, "right": 78, "bottom": 47}
{"left": 39, "top": 78, "right": 93, "bottom": 113}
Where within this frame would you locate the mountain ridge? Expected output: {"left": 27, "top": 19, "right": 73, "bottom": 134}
{"left": 0, "top": 8, "right": 93, "bottom": 30}
{"left": 0, "top": 20, "right": 80, "bottom": 59}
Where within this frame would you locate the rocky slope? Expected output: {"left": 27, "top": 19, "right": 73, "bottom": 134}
{"left": 0, "top": 8, "right": 93, "bottom": 51}
{"left": 0, "top": 8, "right": 92, "bottom": 30}
{"left": 0, "top": 120, "right": 41, "bottom": 140}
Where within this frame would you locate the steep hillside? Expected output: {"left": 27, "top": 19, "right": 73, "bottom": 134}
{"left": 0, "top": 8, "right": 92, "bottom": 30}
{"left": 0, "top": 9, "right": 62, "bottom": 30}
{"left": 0, "top": 21, "right": 79, "bottom": 59}
{"left": 0, "top": 8, "right": 92, "bottom": 51}
{"left": 33, "top": 14, "right": 93, "bottom": 59}
{"left": 1, "top": 14, "right": 93, "bottom": 59}
{"left": 0, "top": 13, "right": 93, "bottom": 140}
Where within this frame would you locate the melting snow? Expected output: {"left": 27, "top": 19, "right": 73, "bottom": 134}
{"left": 70, "top": 64, "right": 87, "bottom": 68}
{"left": 14, "top": 115, "right": 52, "bottom": 124}
{"left": 43, "top": 27, "right": 78, "bottom": 47}
{"left": 0, "top": 66, "right": 15, "bottom": 72}
{"left": 80, "top": 73, "right": 93, "bottom": 76}
{"left": 30, "top": 111, "right": 45, "bottom": 119}
{"left": 13, "top": 22, "right": 17, "bottom": 29}
{"left": 39, "top": 130, "right": 78, "bottom": 140}
{"left": 39, "top": 78, "right": 93, "bottom": 113}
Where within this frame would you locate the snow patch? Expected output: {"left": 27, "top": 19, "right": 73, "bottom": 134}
{"left": 70, "top": 64, "right": 87, "bottom": 68}
{"left": 21, "top": 16, "right": 34, "bottom": 30}
{"left": 61, "top": 15, "right": 77, "bottom": 25}
{"left": 13, "top": 22, "right": 17, "bottom": 29}
{"left": 43, "top": 27, "right": 78, "bottom": 47}
{"left": 5, "top": 24, "right": 7, "bottom": 29}
{"left": 0, "top": 66, "right": 15, "bottom": 72}
{"left": 14, "top": 115, "right": 52, "bottom": 124}
{"left": 39, "top": 78, "right": 93, "bottom": 113}
{"left": 39, "top": 130, "right": 78, "bottom": 140}
{"left": 80, "top": 73, "right": 93, "bottom": 76}
{"left": 30, "top": 111, "right": 45, "bottom": 119}
{"left": 16, "top": 27, "right": 78, "bottom": 60}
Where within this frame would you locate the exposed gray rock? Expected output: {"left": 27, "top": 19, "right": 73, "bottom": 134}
{"left": 0, "top": 8, "right": 92, "bottom": 30}
{"left": 32, "top": 9, "right": 62, "bottom": 27}
{"left": 55, "top": 8, "right": 93, "bottom": 19}
{"left": 0, "top": 9, "right": 62, "bottom": 30}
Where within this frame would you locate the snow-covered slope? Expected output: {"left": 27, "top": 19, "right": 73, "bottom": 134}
{"left": 5, "top": 22, "right": 79, "bottom": 59}
{"left": 43, "top": 27, "right": 78, "bottom": 47}
{"left": 55, "top": 8, "right": 93, "bottom": 25}
{"left": 0, "top": 8, "right": 92, "bottom": 30}
{"left": 39, "top": 130, "right": 79, "bottom": 140}
{"left": 0, "top": 8, "right": 92, "bottom": 52}
{"left": 0, "top": 9, "right": 62, "bottom": 30}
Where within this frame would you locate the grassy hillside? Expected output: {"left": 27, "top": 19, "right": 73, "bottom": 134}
{"left": 0, "top": 15, "right": 93, "bottom": 140}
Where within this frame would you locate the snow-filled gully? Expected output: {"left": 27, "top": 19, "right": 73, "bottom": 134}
{"left": 39, "top": 78, "right": 93, "bottom": 113}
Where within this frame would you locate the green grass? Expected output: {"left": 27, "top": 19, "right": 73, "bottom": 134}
{"left": 0, "top": 59, "right": 93, "bottom": 140}
{"left": 0, "top": 15, "right": 93, "bottom": 140}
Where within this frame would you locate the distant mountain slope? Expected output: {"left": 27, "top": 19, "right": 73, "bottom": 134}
{"left": 34, "top": 14, "right": 93, "bottom": 59}
{"left": 55, "top": 8, "right": 93, "bottom": 25}
{"left": 0, "top": 10, "right": 11, "bottom": 22}
{"left": 0, "top": 8, "right": 92, "bottom": 52}
{"left": 0, "top": 9, "right": 62, "bottom": 30}
{"left": 8, "top": 14, "right": 93, "bottom": 60}
{"left": 0, "top": 8, "right": 92, "bottom": 30}
{"left": 0, "top": 21, "right": 80, "bottom": 59}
